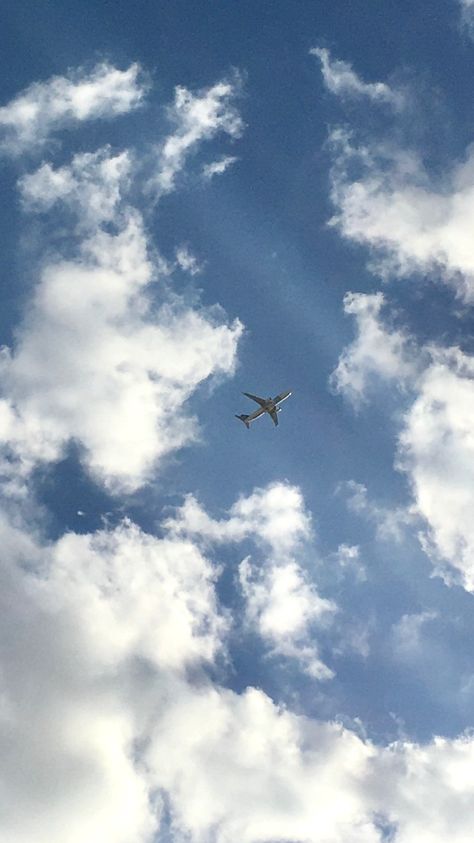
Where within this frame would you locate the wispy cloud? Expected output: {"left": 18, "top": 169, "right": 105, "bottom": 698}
{"left": 340, "top": 480, "right": 417, "bottom": 543}
{"left": 175, "top": 244, "right": 203, "bottom": 275}
{"left": 311, "top": 47, "right": 402, "bottom": 107}
{"left": 392, "top": 610, "right": 438, "bottom": 661}
{"left": 202, "top": 154, "right": 238, "bottom": 179}
{"left": 459, "top": 0, "right": 474, "bottom": 36}
{"left": 150, "top": 77, "right": 243, "bottom": 198}
{"left": 0, "top": 62, "right": 147, "bottom": 155}
{"left": 332, "top": 543, "right": 367, "bottom": 582}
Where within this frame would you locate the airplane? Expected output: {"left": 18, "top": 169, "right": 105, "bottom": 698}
{"left": 235, "top": 390, "right": 291, "bottom": 428}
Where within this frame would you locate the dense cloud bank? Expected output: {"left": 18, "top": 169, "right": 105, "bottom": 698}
{"left": 2, "top": 500, "right": 474, "bottom": 843}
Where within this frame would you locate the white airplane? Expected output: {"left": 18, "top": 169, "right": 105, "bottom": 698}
{"left": 235, "top": 390, "right": 291, "bottom": 428}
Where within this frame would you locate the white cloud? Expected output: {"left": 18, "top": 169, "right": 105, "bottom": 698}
{"left": 2, "top": 147, "right": 242, "bottom": 494}
{"left": 1, "top": 70, "right": 245, "bottom": 491}
{"left": 399, "top": 346, "right": 474, "bottom": 591}
{"left": 2, "top": 500, "right": 474, "bottom": 843}
{"left": 341, "top": 480, "right": 417, "bottom": 543}
{"left": 0, "top": 62, "right": 146, "bottom": 155}
{"left": 6, "top": 58, "right": 474, "bottom": 843}
{"left": 175, "top": 244, "right": 203, "bottom": 275}
{"left": 239, "top": 556, "right": 336, "bottom": 679}
{"left": 47, "top": 519, "right": 227, "bottom": 670}
{"left": 166, "top": 481, "right": 312, "bottom": 554}
{"left": 329, "top": 131, "right": 474, "bottom": 299}
{"left": 146, "top": 682, "right": 377, "bottom": 843}
{"left": 333, "top": 543, "right": 367, "bottom": 582}
{"left": 202, "top": 154, "right": 238, "bottom": 179}
{"left": 167, "top": 482, "right": 335, "bottom": 678}
{"left": 391, "top": 610, "right": 438, "bottom": 661}
{"left": 147, "top": 681, "right": 474, "bottom": 843}
{"left": 151, "top": 78, "right": 242, "bottom": 198}
{"left": 460, "top": 0, "right": 474, "bottom": 34}
{"left": 19, "top": 147, "right": 132, "bottom": 227}
{"left": 330, "top": 292, "right": 417, "bottom": 403}
{"left": 372, "top": 734, "right": 474, "bottom": 843}
{"left": 0, "top": 506, "right": 225, "bottom": 843}
{"left": 311, "top": 47, "right": 402, "bottom": 107}
{"left": 334, "top": 294, "right": 474, "bottom": 592}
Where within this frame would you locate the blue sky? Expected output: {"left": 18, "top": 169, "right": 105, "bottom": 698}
{"left": 2, "top": 2, "right": 474, "bottom": 842}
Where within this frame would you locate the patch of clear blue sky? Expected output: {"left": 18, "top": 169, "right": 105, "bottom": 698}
{"left": 1, "top": 0, "right": 474, "bottom": 744}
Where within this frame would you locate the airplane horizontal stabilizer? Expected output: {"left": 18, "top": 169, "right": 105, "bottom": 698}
{"left": 235, "top": 414, "right": 250, "bottom": 429}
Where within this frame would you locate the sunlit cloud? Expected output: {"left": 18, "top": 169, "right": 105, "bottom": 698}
{"left": 202, "top": 154, "right": 238, "bottom": 179}
{"left": 311, "top": 47, "right": 402, "bottom": 107}
{"left": 2, "top": 499, "right": 474, "bottom": 843}
{"left": 0, "top": 62, "right": 147, "bottom": 155}
{"left": 328, "top": 129, "right": 474, "bottom": 300}
{"left": 330, "top": 291, "right": 418, "bottom": 404}
{"left": 166, "top": 482, "right": 335, "bottom": 677}
{"left": 150, "top": 77, "right": 243, "bottom": 199}
{"left": 1, "top": 74, "right": 244, "bottom": 493}
{"left": 334, "top": 294, "right": 474, "bottom": 592}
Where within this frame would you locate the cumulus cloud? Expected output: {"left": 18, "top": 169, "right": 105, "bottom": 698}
{"left": 311, "top": 47, "right": 402, "bottom": 107}
{"left": 6, "top": 56, "right": 474, "bottom": 843}
{"left": 2, "top": 494, "right": 474, "bottom": 842}
{"left": 2, "top": 144, "right": 242, "bottom": 493}
{"left": 166, "top": 481, "right": 312, "bottom": 553}
{"left": 330, "top": 292, "right": 417, "bottom": 403}
{"left": 0, "top": 62, "right": 146, "bottom": 155}
{"left": 0, "top": 209, "right": 241, "bottom": 492}
{"left": 148, "top": 683, "right": 474, "bottom": 843}
{"left": 373, "top": 733, "right": 474, "bottom": 842}
{"left": 151, "top": 78, "right": 242, "bottom": 198}
{"left": 239, "top": 556, "right": 336, "bottom": 679}
{"left": 399, "top": 346, "right": 474, "bottom": 591}
{"left": 334, "top": 294, "right": 474, "bottom": 592}
{"left": 0, "top": 508, "right": 224, "bottom": 843}
{"left": 167, "top": 482, "right": 335, "bottom": 677}
{"left": 329, "top": 130, "right": 474, "bottom": 299}
{"left": 0, "top": 68, "right": 245, "bottom": 494}
{"left": 19, "top": 147, "right": 132, "bottom": 227}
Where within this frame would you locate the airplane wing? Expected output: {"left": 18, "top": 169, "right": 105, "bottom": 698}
{"left": 243, "top": 392, "right": 267, "bottom": 407}
{"left": 269, "top": 408, "right": 279, "bottom": 426}
{"left": 273, "top": 390, "right": 291, "bottom": 405}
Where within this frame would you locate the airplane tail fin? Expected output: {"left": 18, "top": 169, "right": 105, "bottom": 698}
{"left": 235, "top": 414, "right": 250, "bottom": 429}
